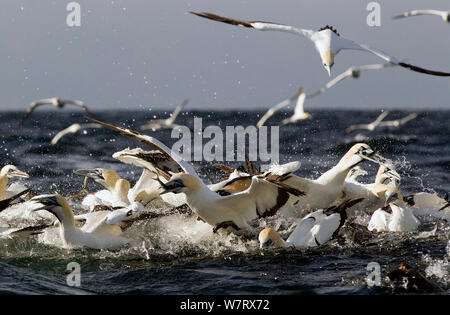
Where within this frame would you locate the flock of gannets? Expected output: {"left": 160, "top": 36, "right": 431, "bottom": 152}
{"left": 3, "top": 8, "right": 448, "bottom": 252}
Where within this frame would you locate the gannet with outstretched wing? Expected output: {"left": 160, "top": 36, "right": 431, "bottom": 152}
{"left": 393, "top": 10, "right": 450, "bottom": 23}
{"left": 140, "top": 99, "right": 189, "bottom": 131}
{"left": 31, "top": 194, "right": 132, "bottom": 250}
{"left": 190, "top": 11, "right": 450, "bottom": 77}
{"left": 21, "top": 97, "right": 93, "bottom": 124}
{"left": 345, "top": 111, "right": 390, "bottom": 133}
{"left": 51, "top": 123, "right": 102, "bottom": 145}
{"left": 259, "top": 198, "right": 363, "bottom": 249}
{"left": 280, "top": 88, "right": 311, "bottom": 125}
{"left": 256, "top": 88, "right": 308, "bottom": 128}
{"left": 405, "top": 192, "right": 449, "bottom": 221}
{"left": 308, "top": 63, "right": 395, "bottom": 98}
{"left": 378, "top": 113, "right": 419, "bottom": 128}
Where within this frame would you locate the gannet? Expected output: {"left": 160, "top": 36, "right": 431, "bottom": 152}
{"left": 21, "top": 97, "right": 93, "bottom": 124}
{"left": 0, "top": 223, "right": 51, "bottom": 239}
{"left": 378, "top": 113, "right": 419, "bottom": 128}
{"left": 308, "top": 63, "right": 395, "bottom": 98}
{"left": 139, "top": 99, "right": 189, "bottom": 131}
{"left": 51, "top": 123, "right": 102, "bottom": 145}
{"left": 368, "top": 197, "right": 420, "bottom": 232}
{"left": 405, "top": 192, "right": 449, "bottom": 221}
{"left": 31, "top": 194, "right": 132, "bottom": 250}
{"left": 190, "top": 11, "right": 450, "bottom": 76}
{"left": 278, "top": 143, "right": 390, "bottom": 215}
{"left": 256, "top": 88, "right": 310, "bottom": 128}
{"left": 0, "top": 165, "right": 29, "bottom": 200}
{"left": 342, "top": 165, "right": 402, "bottom": 217}
{"left": 345, "top": 111, "right": 390, "bottom": 133}
{"left": 73, "top": 168, "right": 132, "bottom": 209}
{"left": 259, "top": 199, "right": 363, "bottom": 249}
{"left": 393, "top": 10, "right": 450, "bottom": 23}
{"left": 157, "top": 172, "right": 304, "bottom": 232}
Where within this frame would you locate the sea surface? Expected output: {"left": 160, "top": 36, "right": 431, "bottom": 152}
{"left": 0, "top": 109, "right": 448, "bottom": 295}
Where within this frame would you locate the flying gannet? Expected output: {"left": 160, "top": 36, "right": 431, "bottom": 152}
{"left": 308, "top": 63, "right": 396, "bottom": 98}
{"left": 393, "top": 10, "right": 450, "bottom": 23}
{"left": 257, "top": 64, "right": 394, "bottom": 128}
{"left": 256, "top": 88, "right": 310, "bottom": 128}
{"left": 259, "top": 198, "right": 363, "bottom": 249}
{"left": 345, "top": 111, "right": 390, "bottom": 133}
{"left": 378, "top": 113, "right": 420, "bottom": 128}
{"left": 190, "top": 11, "right": 450, "bottom": 76}
{"left": 86, "top": 118, "right": 305, "bottom": 232}
{"left": 139, "top": 99, "right": 189, "bottom": 131}
{"left": 31, "top": 194, "right": 133, "bottom": 250}
{"left": 51, "top": 123, "right": 102, "bottom": 145}
{"left": 21, "top": 97, "right": 93, "bottom": 124}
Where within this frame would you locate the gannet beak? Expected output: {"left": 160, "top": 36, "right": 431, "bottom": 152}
{"left": 384, "top": 191, "right": 398, "bottom": 207}
{"left": 30, "top": 195, "right": 59, "bottom": 211}
{"left": 155, "top": 176, "right": 186, "bottom": 195}
{"left": 325, "top": 65, "right": 331, "bottom": 77}
{"left": 74, "top": 169, "right": 104, "bottom": 181}
{"left": 359, "top": 151, "right": 390, "bottom": 168}
{"left": 8, "top": 169, "right": 29, "bottom": 179}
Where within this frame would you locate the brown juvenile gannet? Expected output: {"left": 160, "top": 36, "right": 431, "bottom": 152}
{"left": 190, "top": 11, "right": 450, "bottom": 77}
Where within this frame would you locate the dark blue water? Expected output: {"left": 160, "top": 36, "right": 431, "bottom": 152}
{"left": 0, "top": 110, "right": 448, "bottom": 294}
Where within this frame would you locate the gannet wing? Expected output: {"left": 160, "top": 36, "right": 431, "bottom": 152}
{"left": 167, "top": 99, "right": 189, "bottom": 125}
{"left": 113, "top": 147, "right": 189, "bottom": 179}
{"left": 0, "top": 189, "right": 30, "bottom": 212}
{"left": 21, "top": 99, "right": 54, "bottom": 124}
{"left": 90, "top": 118, "right": 199, "bottom": 179}
{"left": 308, "top": 69, "right": 352, "bottom": 98}
{"left": 51, "top": 123, "right": 82, "bottom": 145}
{"left": 372, "top": 110, "right": 390, "bottom": 126}
{"left": 220, "top": 175, "right": 305, "bottom": 219}
{"left": 397, "top": 112, "right": 419, "bottom": 125}
{"left": 190, "top": 12, "right": 314, "bottom": 39}
{"left": 256, "top": 92, "right": 298, "bottom": 128}
{"left": 308, "top": 64, "right": 395, "bottom": 98}
{"left": 345, "top": 123, "right": 370, "bottom": 133}
{"left": 393, "top": 10, "right": 447, "bottom": 19}
{"left": 336, "top": 37, "right": 450, "bottom": 76}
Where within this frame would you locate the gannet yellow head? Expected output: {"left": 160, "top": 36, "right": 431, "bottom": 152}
{"left": 258, "top": 228, "right": 285, "bottom": 249}
{"left": 158, "top": 173, "right": 202, "bottom": 195}
{"left": 322, "top": 50, "right": 334, "bottom": 76}
{"left": 0, "top": 165, "right": 29, "bottom": 179}
{"left": 74, "top": 168, "right": 120, "bottom": 190}
{"left": 346, "top": 166, "right": 368, "bottom": 181}
{"left": 31, "top": 194, "right": 74, "bottom": 224}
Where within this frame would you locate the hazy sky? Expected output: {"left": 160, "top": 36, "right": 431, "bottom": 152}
{"left": 0, "top": 0, "right": 449, "bottom": 111}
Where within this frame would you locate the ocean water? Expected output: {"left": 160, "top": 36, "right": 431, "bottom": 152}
{"left": 0, "top": 109, "right": 448, "bottom": 295}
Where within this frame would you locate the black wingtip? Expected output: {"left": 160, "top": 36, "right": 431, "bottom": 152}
{"left": 399, "top": 62, "right": 450, "bottom": 77}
